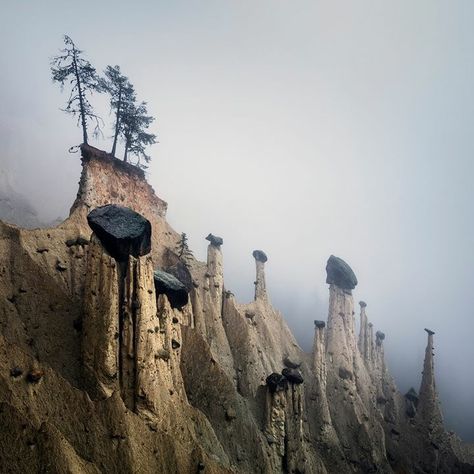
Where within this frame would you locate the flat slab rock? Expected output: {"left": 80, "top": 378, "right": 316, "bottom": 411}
{"left": 154, "top": 269, "right": 189, "bottom": 309}
{"left": 326, "top": 255, "right": 358, "bottom": 290}
{"left": 87, "top": 204, "right": 151, "bottom": 261}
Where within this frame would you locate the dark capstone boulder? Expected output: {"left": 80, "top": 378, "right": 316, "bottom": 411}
{"left": 359, "top": 300, "right": 367, "bottom": 308}
{"left": 283, "top": 356, "right": 301, "bottom": 369}
{"left": 325, "top": 255, "right": 358, "bottom": 291}
{"left": 252, "top": 250, "right": 268, "bottom": 263}
{"left": 314, "top": 320, "right": 326, "bottom": 329}
{"left": 282, "top": 368, "right": 304, "bottom": 384}
{"left": 163, "top": 261, "right": 193, "bottom": 292}
{"left": 376, "top": 331, "right": 385, "bottom": 345}
{"left": 154, "top": 269, "right": 189, "bottom": 309}
{"left": 424, "top": 328, "right": 435, "bottom": 336}
{"left": 405, "top": 387, "right": 419, "bottom": 403}
{"left": 205, "top": 233, "right": 223, "bottom": 247}
{"left": 87, "top": 205, "right": 151, "bottom": 261}
{"left": 266, "top": 373, "right": 288, "bottom": 393}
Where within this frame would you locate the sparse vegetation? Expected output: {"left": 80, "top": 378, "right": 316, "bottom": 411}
{"left": 51, "top": 35, "right": 157, "bottom": 168}
{"left": 176, "top": 233, "right": 193, "bottom": 260}
{"left": 98, "top": 65, "right": 135, "bottom": 157}
{"left": 120, "top": 99, "right": 156, "bottom": 168}
{"left": 51, "top": 35, "right": 102, "bottom": 145}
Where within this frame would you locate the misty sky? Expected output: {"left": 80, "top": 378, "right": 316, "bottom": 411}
{"left": 1, "top": 1, "right": 474, "bottom": 440}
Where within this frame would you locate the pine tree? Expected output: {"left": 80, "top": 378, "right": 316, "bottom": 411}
{"left": 176, "top": 233, "right": 193, "bottom": 260}
{"left": 51, "top": 35, "right": 101, "bottom": 144}
{"left": 120, "top": 100, "right": 156, "bottom": 168}
{"left": 98, "top": 65, "right": 135, "bottom": 157}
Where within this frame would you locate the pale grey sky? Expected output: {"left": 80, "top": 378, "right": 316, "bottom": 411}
{"left": 1, "top": 0, "right": 474, "bottom": 440}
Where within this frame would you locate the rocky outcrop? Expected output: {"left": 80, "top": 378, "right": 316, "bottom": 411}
{"left": 70, "top": 144, "right": 175, "bottom": 266}
{"left": 1, "top": 146, "right": 473, "bottom": 473}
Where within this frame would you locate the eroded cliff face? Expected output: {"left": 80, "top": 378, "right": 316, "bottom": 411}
{"left": 1, "top": 145, "right": 473, "bottom": 473}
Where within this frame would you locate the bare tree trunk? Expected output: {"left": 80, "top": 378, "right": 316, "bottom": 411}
{"left": 72, "top": 45, "right": 88, "bottom": 145}
{"left": 111, "top": 84, "right": 122, "bottom": 157}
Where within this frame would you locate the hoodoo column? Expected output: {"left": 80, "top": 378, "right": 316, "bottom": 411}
{"left": 325, "top": 255, "right": 358, "bottom": 377}
{"left": 418, "top": 328, "right": 443, "bottom": 431}
{"left": 205, "top": 233, "right": 224, "bottom": 307}
{"left": 358, "top": 301, "right": 371, "bottom": 363}
{"left": 312, "top": 320, "right": 332, "bottom": 426}
{"left": 253, "top": 250, "right": 268, "bottom": 302}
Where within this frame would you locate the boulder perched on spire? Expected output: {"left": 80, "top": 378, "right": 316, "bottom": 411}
{"left": 314, "top": 320, "right": 326, "bottom": 329}
{"left": 205, "top": 233, "right": 223, "bottom": 248}
{"left": 87, "top": 204, "right": 151, "bottom": 261}
{"left": 325, "top": 255, "right": 358, "bottom": 291}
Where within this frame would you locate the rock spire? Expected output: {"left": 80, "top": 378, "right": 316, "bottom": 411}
{"left": 253, "top": 249, "right": 268, "bottom": 301}
{"left": 358, "top": 300, "right": 371, "bottom": 363}
{"left": 1, "top": 146, "right": 472, "bottom": 473}
{"left": 418, "top": 328, "right": 443, "bottom": 431}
